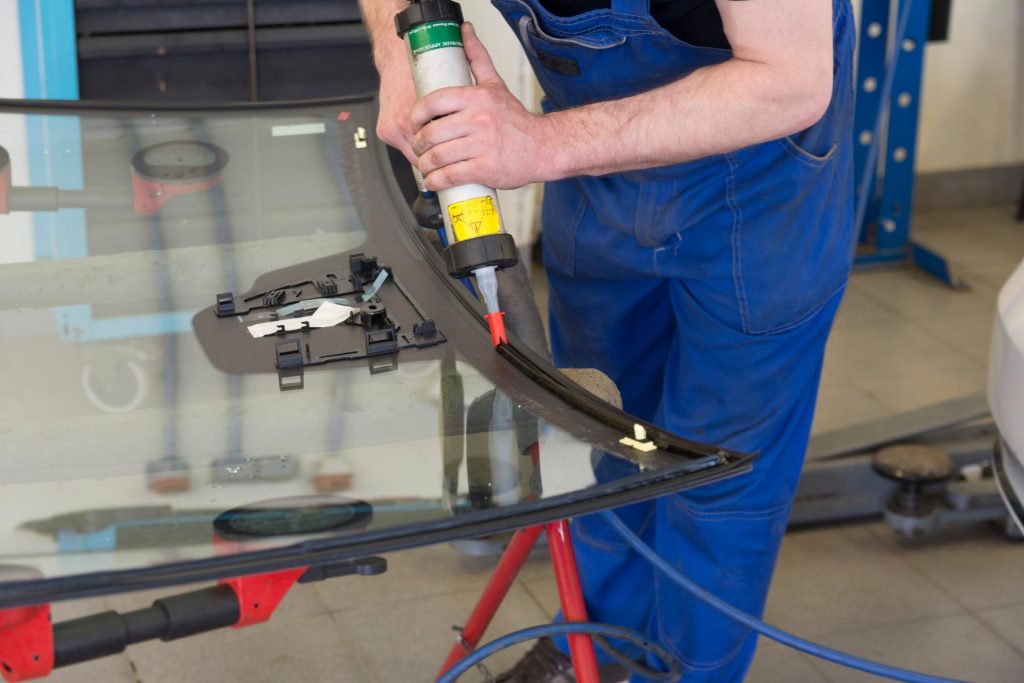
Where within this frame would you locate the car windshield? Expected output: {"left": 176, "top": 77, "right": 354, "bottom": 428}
{"left": 0, "top": 97, "right": 750, "bottom": 604}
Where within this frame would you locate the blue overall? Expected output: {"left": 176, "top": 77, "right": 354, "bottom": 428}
{"left": 491, "top": 0, "right": 855, "bottom": 679}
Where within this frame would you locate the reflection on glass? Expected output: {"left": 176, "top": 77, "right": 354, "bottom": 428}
{"left": 0, "top": 104, "right": 637, "bottom": 586}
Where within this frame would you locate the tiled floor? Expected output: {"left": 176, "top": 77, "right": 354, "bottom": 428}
{"left": 52, "top": 205, "right": 1024, "bottom": 682}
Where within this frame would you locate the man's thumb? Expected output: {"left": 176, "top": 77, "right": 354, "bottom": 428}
{"left": 462, "top": 23, "right": 503, "bottom": 86}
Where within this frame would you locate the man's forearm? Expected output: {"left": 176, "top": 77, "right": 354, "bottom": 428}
{"left": 358, "top": 0, "right": 409, "bottom": 71}
{"left": 403, "top": 0, "right": 835, "bottom": 189}
{"left": 544, "top": 57, "right": 832, "bottom": 180}
{"left": 358, "top": 0, "right": 422, "bottom": 161}
{"left": 535, "top": 0, "right": 834, "bottom": 180}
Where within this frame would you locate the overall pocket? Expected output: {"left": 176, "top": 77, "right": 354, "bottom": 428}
{"left": 727, "top": 139, "right": 852, "bottom": 336}
{"left": 777, "top": 105, "right": 840, "bottom": 167}
{"left": 540, "top": 178, "right": 588, "bottom": 277}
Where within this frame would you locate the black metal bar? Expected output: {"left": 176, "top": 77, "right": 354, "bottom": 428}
{"left": 76, "top": 24, "right": 371, "bottom": 60}
{"left": 246, "top": 0, "right": 259, "bottom": 101}
{"left": 74, "top": 0, "right": 363, "bottom": 35}
{"left": 50, "top": 558, "right": 387, "bottom": 669}
{"left": 53, "top": 586, "right": 239, "bottom": 668}
{"left": 929, "top": 0, "right": 953, "bottom": 42}
{"left": 1017, "top": 174, "right": 1023, "bottom": 222}
{"left": 0, "top": 93, "right": 370, "bottom": 113}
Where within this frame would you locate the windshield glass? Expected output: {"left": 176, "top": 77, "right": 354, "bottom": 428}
{"left": 0, "top": 100, "right": 745, "bottom": 596}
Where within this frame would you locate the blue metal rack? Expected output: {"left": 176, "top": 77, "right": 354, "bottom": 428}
{"left": 16, "top": 0, "right": 192, "bottom": 342}
{"left": 853, "top": 0, "right": 964, "bottom": 288}
{"left": 17, "top": 0, "right": 207, "bottom": 341}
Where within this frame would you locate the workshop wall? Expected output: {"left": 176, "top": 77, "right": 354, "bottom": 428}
{"left": 0, "top": 2, "right": 34, "bottom": 266}
{"left": 0, "top": 2, "right": 24, "bottom": 99}
{"left": 915, "top": 0, "right": 1024, "bottom": 173}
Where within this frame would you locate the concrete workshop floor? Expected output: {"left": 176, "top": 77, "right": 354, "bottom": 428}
{"left": 53, "top": 205, "right": 1024, "bottom": 682}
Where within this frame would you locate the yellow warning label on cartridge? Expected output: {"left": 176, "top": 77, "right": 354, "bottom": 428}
{"left": 448, "top": 196, "right": 501, "bottom": 242}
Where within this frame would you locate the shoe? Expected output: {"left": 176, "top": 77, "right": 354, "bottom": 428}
{"left": 493, "top": 638, "right": 630, "bottom": 683}
{"left": 494, "top": 638, "right": 575, "bottom": 683}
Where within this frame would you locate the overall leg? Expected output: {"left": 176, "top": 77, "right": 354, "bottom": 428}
{"left": 640, "top": 8, "right": 856, "bottom": 670}
{"left": 641, "top": 281, "right": 845, "bottom": 682}
{"left": 546, "top": 263, "right": 674, "bottom": 663}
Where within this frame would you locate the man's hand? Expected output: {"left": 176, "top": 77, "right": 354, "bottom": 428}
{"left": 357, "top": 0, "right": 419, "bottom": 164}
{"left": 410, "top": 23, "right": 561, "bottom": 191}
{"left": 376, "top": 56, "right": 419, "bottom": 164}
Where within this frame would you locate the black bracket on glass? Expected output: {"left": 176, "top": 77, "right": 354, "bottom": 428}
{"left": 275, "top": 339, "right": 305, "bottom": 391}
{"left": 196, "top": 252, "right": 448, "bottom": 386}
{"left": 214, "top": 272, "right": 357, "bottom": 318}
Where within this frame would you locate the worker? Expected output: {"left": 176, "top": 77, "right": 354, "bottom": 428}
{"left": 359, "top": 0, "right": 854, "bottom": 680}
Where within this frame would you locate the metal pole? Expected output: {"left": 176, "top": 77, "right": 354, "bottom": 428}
{"left": 546, "top": 520, "right": 600, "bottom": 683}
{"left": 246, "top": 0, "right": 259, "bottom": 101}
{"left": 436, "top": 525, "right": 545, "bottom": 678}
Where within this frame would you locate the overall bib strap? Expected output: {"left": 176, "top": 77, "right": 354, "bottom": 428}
{"left": 610, "top": 0, "right": 650, "bottom": 14}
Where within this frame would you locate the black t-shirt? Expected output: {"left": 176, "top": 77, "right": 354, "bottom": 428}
{"left": 540, "top": 0, "right": 729, "bottom": 49}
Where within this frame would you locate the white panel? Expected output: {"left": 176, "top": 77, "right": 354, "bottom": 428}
{"left": 916, "top": 0, "right": 1024, "bottom": 172}
{"left": 0, "top": 1, "right": 24, "bottom": 99}
{"left": 0, "top": 2, "right": 34, "bottom": 264}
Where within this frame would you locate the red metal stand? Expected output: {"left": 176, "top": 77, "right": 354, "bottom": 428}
{"left": 220, "top": 567, "right": 306, "bottom": 628}
{"left": 130, "top": 170, "right": 223, "bottom": 216}
{"left": 0, "top": 604, "right": 53, "bottom": 682}
{"left": 0, "top": 568, "right": 306, "bottom": 682}
{"left": 0, "top": 161, "right": 11, "bottom": 215}
{"left": 546, "top": 520, "right": 600, "bottom": 682}
{"left": 437, "top": 521, "right": 600, "bottom": 683}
